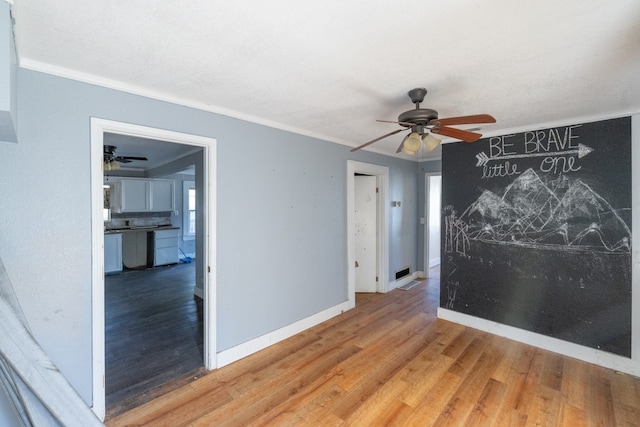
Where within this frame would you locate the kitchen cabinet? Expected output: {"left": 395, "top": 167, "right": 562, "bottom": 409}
{"left": 150, "top": 228, "right": 179, "bottom": 266}
{"left": 111, "top": 178, "right": 175, "bottom": 213}
{"left": 121, "top": 179, "right": 148, "bottom": 212}
{"left": 104, "top": 233, "right": 122, "bottom": 274}
{"left": 149, "top": 180, "right": 174, "bottom": 212}
{"left": 122, "top": 231, "right": 148, "bottom": 268}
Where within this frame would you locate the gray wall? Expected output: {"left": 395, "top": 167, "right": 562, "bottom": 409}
{"left": 0, "top": 68, "right": 419, "bottom": 405}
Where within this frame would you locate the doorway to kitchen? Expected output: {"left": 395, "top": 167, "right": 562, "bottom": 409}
{"left": 90, "top": 119, "right": 217, "bottom": 420}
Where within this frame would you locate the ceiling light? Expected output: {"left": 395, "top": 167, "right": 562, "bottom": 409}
{"left": 104, "top": 159, "right": 120, "bottom": 171}
{"left": 402, "top": 132, "right": 422, "bottom": 154}
{"left": 422, "top": 133, "right": 442, "bottom": 152}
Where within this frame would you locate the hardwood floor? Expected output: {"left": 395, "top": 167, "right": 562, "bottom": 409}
{"left": 106, "top": 269, "right": 640, "bottom": 426}
{"left": 105, "top": 262, "right": 205, "bottom": 418}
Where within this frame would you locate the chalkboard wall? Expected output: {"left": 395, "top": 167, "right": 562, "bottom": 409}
{"left": 441, "top": 117, "right": 632, "bottom": 357}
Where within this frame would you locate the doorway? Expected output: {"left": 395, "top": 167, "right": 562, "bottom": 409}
{"left": 347, "top": 161, "right": 389, "bottom": 306}
{"left": 103, "top": 138, "right": 202, "bottom": 415}
{"left": 354, "top": 174, "right": 378, "bottom": 293}
{"left": 90, "top": 119, "right": 217, "bottom": 420}
{"left": 424, "top": 173, "right": 442, "bottom": 275}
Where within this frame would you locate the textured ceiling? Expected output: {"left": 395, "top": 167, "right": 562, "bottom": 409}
{"left": 10, "top": 0, "right": 640, "bottom": 161}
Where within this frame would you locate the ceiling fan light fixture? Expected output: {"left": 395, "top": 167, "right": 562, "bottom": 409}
{"left": 104, "top": 158, "right": 120, "bottom": 171}
{"left": 422, "top": 133, "right": 442, "bottom": 152}
{"left": 402, "top": 132, "right": 422, "bottom": 154}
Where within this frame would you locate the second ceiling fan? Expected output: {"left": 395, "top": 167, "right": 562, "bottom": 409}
{"left": 351, "top": 88, "right": 496, "bottom": 154}
{"left": 103, "top": 145, "right": 148, "bottom": 171}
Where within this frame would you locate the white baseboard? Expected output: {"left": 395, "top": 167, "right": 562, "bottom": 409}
{"left": 428, "top": 258, "right": 441, "bottom": 268}
{"left": 438, "top": 307, "right": 640, "bottom": 377}
{"left": 217, "top": 300, "right": 352, "bottom": 368}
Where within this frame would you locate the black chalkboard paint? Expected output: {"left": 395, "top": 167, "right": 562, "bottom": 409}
{"left": 441, "top": 117, "right": 632, "bottom": 357}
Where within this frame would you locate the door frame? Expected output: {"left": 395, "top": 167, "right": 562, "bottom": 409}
{"left": 90, "top": 118, "right": 217, "bottom": 420}
{"left": 347, "top": 161, "right": 389, "bottom": 305}
{"left": 424, "top": 172, "right": 441, "bottom": 272}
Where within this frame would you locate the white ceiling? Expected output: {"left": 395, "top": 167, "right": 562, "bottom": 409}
{"left": 10, "top": 0, "right": 640, "bottom": 161}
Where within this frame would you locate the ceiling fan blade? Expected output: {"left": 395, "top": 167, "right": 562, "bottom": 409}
{"left": 431, "top": 126, "right": 482, "bottom": 142}
{"left": 431, "top": 114, "right": 496, "bottom": 126}
{"left": 350, "top": 129, "right": 403, "bottom": 152}
{"left": 396, "top": 134, "right": 410, "bottom": 153}
{"left": 116, "top": 156, "right": 148, "bottom": 162}
{"left": 115, "top": 157, "right": 132, "bottom": 163}
{"left": 376, "top": 119, "right": 416, "bottom": 127}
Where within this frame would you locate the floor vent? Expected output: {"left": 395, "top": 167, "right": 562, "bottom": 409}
{"left": 395, "top": 266, "right": 411, "bottom": 281}
{"left": 398, "top": 280, "right": 420, "bottom": 291}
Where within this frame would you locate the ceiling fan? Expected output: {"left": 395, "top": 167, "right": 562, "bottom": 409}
{"left": 103, "top": 145, "right": 147, "bottom": 170}
{"left": 350, "top": 88, "right": 496, "bottom": 154}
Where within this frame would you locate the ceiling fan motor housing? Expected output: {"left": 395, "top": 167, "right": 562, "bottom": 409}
{"left": 397, "top": 108, "right": 439, "bottom": 128}
{"left": 397, "top": 87, "right": 438, "bottom": 128}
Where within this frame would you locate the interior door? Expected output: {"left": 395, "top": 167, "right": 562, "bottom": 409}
{"left": 354, "top": 175, "right": 377, "bottom": 292}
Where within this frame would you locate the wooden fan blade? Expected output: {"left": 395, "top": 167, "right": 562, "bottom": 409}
{"left": 431, "top": 126, "right": 482, "bottom": 142}
{"left": 395, "top": 134, "right": 410, "bottom": 153}
{"left": 350, "top": 129, "right": 403, "bottom": 152}
{"left": 430, "top": 114, "right": 496, "bottom": 126}
{"left": 376, "top": 119, "right": 416, "bottom": 127}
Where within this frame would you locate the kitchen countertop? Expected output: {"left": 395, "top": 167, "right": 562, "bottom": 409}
{"left": 104, "top": 226, "right": 179, "bottom": 234}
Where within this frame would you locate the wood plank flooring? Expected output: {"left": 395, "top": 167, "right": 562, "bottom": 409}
{"left": 106, "top": 269, "right": 640, "bottom": 426}
{"left": 105, "top": 262, "right": 205, "bottom": 418}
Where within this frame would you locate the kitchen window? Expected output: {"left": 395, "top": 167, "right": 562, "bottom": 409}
{"left": 183, "top": 181, "right": 196, "bottom": 240}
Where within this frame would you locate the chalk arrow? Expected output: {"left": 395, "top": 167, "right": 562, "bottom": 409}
{"left": 475, "top": 152, "right": 490, "bottom": 167}
{"left": 577, "top": 143, "right": 593, "bottom": 158}
{"left": 475, "top": 143, "right": 594, "bottom": 167}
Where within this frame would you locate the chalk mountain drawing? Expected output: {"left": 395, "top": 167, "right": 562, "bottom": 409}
{"left": 446, "top": 168, "right": 631, "bottom": 254}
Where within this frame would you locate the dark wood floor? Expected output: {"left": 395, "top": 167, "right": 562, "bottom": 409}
{"left": 105, "top": 262, "right": 205, "bottom": 418}
{"left": 106, "top": 268, "right": 640, "bottom": 426}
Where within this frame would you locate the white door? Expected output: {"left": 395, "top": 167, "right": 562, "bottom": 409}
{"left": 354, "top": 175, "right": 377, "bottom": 292}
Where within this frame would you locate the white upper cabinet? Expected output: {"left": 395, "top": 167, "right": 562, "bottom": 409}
{"left": 149, "top": 180, "right": 174, "bottom": 212}
{"left": 111, "top": 178, "right": 175, "bottom": 213}
{"left": 121, "top": 179, "right": 149, "bottom": 212}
